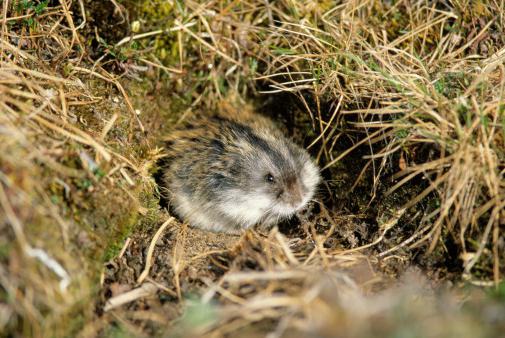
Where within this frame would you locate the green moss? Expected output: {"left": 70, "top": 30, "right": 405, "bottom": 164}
{"left": 102, "top": 325, "right": 138, "bottom": 338}
{"left": 488, "top": 281, "right": 505, "bottom": 301}
{"left": 179, "top": 295, "right": 218, "bottom": 330}
{"left": 117, "top": 0, "right": 182, "bottom": 66}
{"left": 102, "top": 203, "right": 139, "bottom": 262}
{"left": 0, "top": 242, "right": 11, "bottom": 260}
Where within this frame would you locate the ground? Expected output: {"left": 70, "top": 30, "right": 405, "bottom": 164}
{"left": 0, "top": 1, "right": 504, "bottom": 337}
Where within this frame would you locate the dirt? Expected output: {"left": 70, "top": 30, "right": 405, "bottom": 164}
{"left": 87, "top": 74, "right": 448, "bottom": 335}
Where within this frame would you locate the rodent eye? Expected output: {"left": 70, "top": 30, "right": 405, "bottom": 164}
{"left": 265, "top": 173, "right": 275, "bottom": 183}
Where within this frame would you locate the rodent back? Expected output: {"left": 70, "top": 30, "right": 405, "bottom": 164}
{"left": 165, "top": 116, "right": 296, "bottom": 193}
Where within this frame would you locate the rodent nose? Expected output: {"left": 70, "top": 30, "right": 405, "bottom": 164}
{"left": 284, "top": 177, "right": 304, "bottom": 208}
{"left": 288, "top": 186, "right": 303, "bottom": 208}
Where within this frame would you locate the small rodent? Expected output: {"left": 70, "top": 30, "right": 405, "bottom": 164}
{"left": 161, "top": 102, "right": 320, "bottom": 233}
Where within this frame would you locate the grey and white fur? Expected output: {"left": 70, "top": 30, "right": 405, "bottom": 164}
{"left": 161, "top": 107, "right": 320, "bottom": 233}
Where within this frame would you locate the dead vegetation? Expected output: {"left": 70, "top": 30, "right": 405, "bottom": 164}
{"left": 0, "top": 0, "right": 504, "bottom": 337}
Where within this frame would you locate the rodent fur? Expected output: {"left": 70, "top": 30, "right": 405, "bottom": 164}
{"left": 161, "top": 100, "right": 320, "bottom": 233}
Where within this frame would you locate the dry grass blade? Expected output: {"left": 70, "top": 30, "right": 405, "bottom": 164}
{"left": 104, "top": 283, "right": 158, "bottom": 312}
{"left": 137, "top": 217, "right": 174, "bottom": 284}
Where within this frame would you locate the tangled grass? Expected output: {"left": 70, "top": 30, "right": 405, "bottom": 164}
{"left": 0, "top": 0, "right": 504, "bottom": 337}
{"left": 168, "top": 0, "right": 505, "bottom": 282}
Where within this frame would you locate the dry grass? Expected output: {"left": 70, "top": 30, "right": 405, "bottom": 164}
{"left": 0, "top": 0, "right": 159, "bottom": 335}
{"left": 0, "top": 0, "right": 504, "bottom": 337}
{"left": 171, "top": 0, "right": 505, "bottom": 283}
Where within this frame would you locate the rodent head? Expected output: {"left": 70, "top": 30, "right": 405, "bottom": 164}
{"left": 215, "top": 122, "right": 320, "bottom": 227}
{"left": 249, "top": 140, "right": 320, "bottom": 217}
